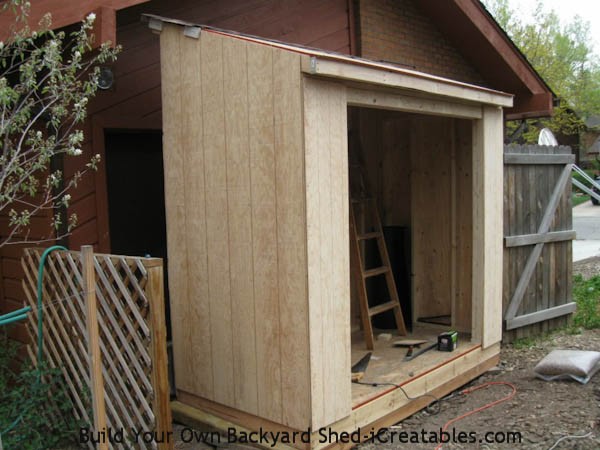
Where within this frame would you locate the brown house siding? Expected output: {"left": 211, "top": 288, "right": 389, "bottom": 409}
{"left": 356, "top": 0, "right": 485, "bottom": 86}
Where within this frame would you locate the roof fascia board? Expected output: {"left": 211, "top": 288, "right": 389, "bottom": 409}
{"left": 303, "top": 56, "right": 513, "bottom": 108}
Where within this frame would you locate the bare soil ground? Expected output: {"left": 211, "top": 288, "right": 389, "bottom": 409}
{"left": 357, "top": 329, "right": 600, "bottom": 450}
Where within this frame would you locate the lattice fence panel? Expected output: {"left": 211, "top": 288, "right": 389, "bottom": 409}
{"left": 22, "top": 247, "right": 172, "bottom": 450}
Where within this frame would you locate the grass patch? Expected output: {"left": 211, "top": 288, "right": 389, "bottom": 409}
{"left": 572, "top": 274, "right": 600, "bottom": 329}
{"left": 512, "top": 336, "right": 539, "bottom": 349}
{"left": 572, "top": 194, "right": 590, "bottom": 207}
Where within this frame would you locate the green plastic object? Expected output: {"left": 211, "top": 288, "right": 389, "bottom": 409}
{"left": 0, "top": 306, "right": 31, "bottom": 326}
{"left": 36, "top": 246, "right": 67, "bottom": 371}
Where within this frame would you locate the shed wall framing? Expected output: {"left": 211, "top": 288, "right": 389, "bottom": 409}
{"left": 158, "top": 20, "right": 508, "bottom": 442}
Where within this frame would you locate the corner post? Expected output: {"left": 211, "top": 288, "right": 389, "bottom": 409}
{"left": 472, "top": 106, "right": 504, "bottom": 348}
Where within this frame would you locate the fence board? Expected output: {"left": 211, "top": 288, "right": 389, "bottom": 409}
{"left": 503, "top": 145, "right": 574, "bottom": 341}
{"left": 22, "top": 247, "right": 172, "bottom": 450}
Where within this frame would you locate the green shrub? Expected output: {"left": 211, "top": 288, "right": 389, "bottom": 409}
{"left": 572, "top": 274, "right": 600, "bottom": 329}
{"left": 0, "top": 337, "right": 84, "bottom": 450}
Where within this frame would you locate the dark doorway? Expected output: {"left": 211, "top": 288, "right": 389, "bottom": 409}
{"left": 104, "top": 129, "right": 171, "bottom": 338}
{"left": 105, "top": 130, "right": 167, "bottom": 259}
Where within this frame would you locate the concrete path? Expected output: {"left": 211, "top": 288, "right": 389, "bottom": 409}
{"left": 573, "top": 200, "right": 600, "bottom": 261}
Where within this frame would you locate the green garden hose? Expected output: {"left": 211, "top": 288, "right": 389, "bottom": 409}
{"left": 35, "top": 245, "right": 67, "bottom": 371}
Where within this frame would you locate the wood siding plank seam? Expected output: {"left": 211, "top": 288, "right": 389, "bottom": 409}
{"left": 244, "top": 42, "right": 260, "bottom": 416}
{"left": 248, "top": 42, "right": 282, "bottom": 422}
{"left": 217, "top": 35, "right": 235, "bottom": 406}
{"left": 200, "top": 32, "right": 233, "bottom": 403}
{"left": 272, "top": 46, "right": 284, "bottom": 425}
{"left": 325, "top": 81, "right": 336, "bottom": 423}
{"left": 192, "top": 31, "right": 214, "bottom": 398}
{"left": 220, "top": 36, "right": 235, "bottom": 407}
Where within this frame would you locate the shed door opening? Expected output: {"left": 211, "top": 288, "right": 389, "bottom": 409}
{"left": 347, "top": 106, "right": 474, "bottom": 339}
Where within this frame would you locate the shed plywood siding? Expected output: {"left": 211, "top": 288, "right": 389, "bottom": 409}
{"left": 411, "top": 117, "right": 453, "bottom": 320}
{"left": 160, "top": 27, "right": 312, "bottom": 429}
{"left": 303, "top": 77, "right": 351, "bottom": 428}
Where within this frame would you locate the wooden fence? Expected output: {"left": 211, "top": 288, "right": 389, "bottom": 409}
{"left": 503, "top": 144, "right": 576, "bottom": 341}
{"left": 22, "top": 246, "right": 172, "bottom": 450}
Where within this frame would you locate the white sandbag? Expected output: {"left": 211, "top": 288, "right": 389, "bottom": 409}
{"left": 534, "top": 349, "right": 600, "bottom": 384}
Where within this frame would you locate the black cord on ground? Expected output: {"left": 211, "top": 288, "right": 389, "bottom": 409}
{"left": 353, "top": 380, "right": 441, "bottom": 415}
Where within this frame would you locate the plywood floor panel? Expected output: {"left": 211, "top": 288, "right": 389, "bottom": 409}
{"left": 351, "top": 327, "right": 477, "bottom": 407}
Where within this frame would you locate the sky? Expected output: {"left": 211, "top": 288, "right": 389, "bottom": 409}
{"left": 506, "top": 0, "right": 600, "bottom": 55}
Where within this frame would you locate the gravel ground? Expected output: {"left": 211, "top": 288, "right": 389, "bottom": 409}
{"left": 573, "top": 256, "right": 600, "bottom": 280}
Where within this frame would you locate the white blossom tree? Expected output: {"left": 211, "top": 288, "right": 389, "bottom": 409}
{"left": 0, "top": 1, "right": 120, "bottom": 246}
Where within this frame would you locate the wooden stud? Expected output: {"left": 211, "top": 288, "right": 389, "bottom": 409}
{"left": 454, "top": 119, "right": 473, "bottom": 332}
{"left": 82, "top": 245, "right": 108, "bottom": 450}
{"left": 347, "top": 88, "right": 483, "bottom": 119}
{"left": 146, "top": 265, "right": 174, "bottom": 450}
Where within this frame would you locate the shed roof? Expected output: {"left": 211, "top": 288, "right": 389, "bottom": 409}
{"left": 145, "top": 14, "right": 514, "bottom": 110}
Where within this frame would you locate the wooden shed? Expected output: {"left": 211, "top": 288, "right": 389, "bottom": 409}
{"left": 149, "top": 15, "right": 510, "bottom": 446}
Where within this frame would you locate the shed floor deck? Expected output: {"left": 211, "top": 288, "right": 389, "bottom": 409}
{"left": 351, "top": 326, "right": 477, "bottom": 408}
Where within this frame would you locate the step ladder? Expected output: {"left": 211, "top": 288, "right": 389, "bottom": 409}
{"left": 349, "top": 164, "right": 407, "bottom": 350}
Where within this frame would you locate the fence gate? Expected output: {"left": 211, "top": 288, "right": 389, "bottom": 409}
{"left": 503, "top": 145, "right": 576, "bottom": 339}
{"left": 22, "top": 246, "right": 172, "bottom": 450}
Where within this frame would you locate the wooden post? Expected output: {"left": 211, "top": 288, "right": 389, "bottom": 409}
{"left": 472, "top": 106, "right": 504, "bottom": 348}
{"left": 81, "top": 245, "right": 108, "bottom": 450}
{"left": 145, "top": 262, "right": 173, "bottom": 450}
